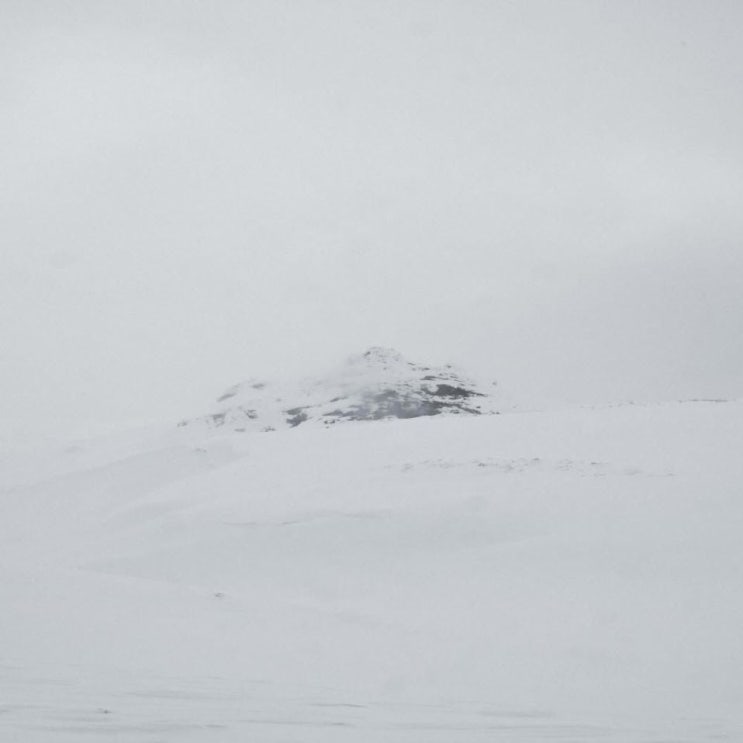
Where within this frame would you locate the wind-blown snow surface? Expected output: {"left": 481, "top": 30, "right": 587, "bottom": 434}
{"left": 2, "top": 401, "right": 743, "bottom": 741}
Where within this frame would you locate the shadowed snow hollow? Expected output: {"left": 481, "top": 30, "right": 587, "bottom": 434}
{"left": 178, "top": 347, "right": 498, "bottom": 433}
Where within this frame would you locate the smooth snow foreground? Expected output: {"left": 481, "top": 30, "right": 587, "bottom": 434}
{"left": 1, "top": 401, "right": 742, "bottom": 741}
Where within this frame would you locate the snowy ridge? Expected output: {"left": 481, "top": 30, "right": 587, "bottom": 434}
{"left": 178, "top": 347, "right": 498, "bottom": 433}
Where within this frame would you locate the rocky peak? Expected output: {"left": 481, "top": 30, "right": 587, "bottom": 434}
{"left": 354, "top": 346, "right": 407, "bottom": 366}
{"left": 178, "top": 348, "right": 497, "bottom": 433}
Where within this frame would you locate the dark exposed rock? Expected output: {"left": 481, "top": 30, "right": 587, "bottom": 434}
{"left": 431, "top": 384, "right": 483, "bottom": 399}
{"left": 285, "top": 407, "right": 309, "bottom": 428}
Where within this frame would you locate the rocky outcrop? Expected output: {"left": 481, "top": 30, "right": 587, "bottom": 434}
{"left": 178, "top": 347, "right": 497, "bottom": 433}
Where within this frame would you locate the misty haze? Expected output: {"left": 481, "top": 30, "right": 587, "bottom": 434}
{"left": 1, "top": 1, "right": 742, "bottom": 741}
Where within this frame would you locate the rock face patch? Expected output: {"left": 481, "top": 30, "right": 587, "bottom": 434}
{"left": 178, "top": 347, "right": 497, "bottom": 433}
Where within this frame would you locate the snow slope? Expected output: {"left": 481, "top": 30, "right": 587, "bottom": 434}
{"left": 1, "top": 399, "right": 742, "bottom": 741}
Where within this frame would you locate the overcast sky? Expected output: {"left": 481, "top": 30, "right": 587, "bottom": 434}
{"left": 2, "top": 0, "right": 742, "bottom": 440}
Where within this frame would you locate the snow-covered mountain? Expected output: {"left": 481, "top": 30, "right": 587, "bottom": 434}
{"left": 1, "top": 385, "right": 742, "bottom": 741}
{"left": 178, "top": 347, "right": 498, "bottom": 433}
